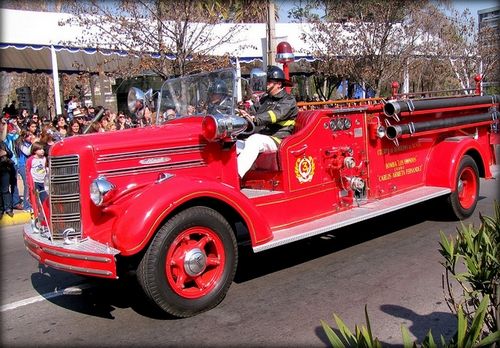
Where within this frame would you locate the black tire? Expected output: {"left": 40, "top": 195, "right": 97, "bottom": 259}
{"left": 137, "top": 206, "right": 237, "bottom": 317}
{"left": 447, "top": 155, "right": 479, "bottom": 220}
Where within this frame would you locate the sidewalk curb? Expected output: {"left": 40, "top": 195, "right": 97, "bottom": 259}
{"left": 0, "top": 212, "right": 31, "bottom": 227}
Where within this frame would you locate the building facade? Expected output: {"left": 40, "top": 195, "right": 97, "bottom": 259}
{"left": 478, "top": 6, "right": 500, "bottom": 92}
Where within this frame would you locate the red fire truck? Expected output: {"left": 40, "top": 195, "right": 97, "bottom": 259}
{"left": 24, "top": 68, "right": 499, "bottom": 317}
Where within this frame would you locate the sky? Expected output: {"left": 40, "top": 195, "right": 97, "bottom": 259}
{"left": 276, "top": 0, "right": 500, "bottom": 22}
{"left": 451, "top": 0, "right": 499, "bottom": 14}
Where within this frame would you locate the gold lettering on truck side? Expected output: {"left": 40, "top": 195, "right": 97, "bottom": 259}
{"left": 377, "top": 156, "right": 421, "bottom": 182}
{"left": 377, "top": 142, "right": 422, "bottom": 156}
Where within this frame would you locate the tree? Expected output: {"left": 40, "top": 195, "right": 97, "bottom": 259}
{"left": 288, "top": 0, "right": 498, "bottom": 97}
{"left": 58, "top": 0, "right": 273, "bottom": 79}
{"left": 434, "top": 7, "right": 499, "bottom": 94}
{"left": 0, "top": 71, "right": 92, "bottom": 119}
{"left": 290, "top": 0, "right": 448, "bottom": 97}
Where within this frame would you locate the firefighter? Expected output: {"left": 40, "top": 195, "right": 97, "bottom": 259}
{"left": 207, "top": 79, "right": 232, "bottom": 116}
{"left": 237, "top": 65, "right": 298, "bottom": 178}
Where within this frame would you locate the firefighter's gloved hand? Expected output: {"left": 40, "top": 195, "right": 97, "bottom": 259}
{"left": 238, "top": 109, "right": 250, "bottom": 118}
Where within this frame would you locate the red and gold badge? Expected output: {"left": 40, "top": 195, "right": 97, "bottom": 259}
{"left": 295, "top": 156, "right": 315, "bottom": 183}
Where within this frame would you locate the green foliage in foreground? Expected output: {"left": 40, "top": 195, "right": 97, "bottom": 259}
{"left": 439, "top": 202, "right": 499, "bottom": 332}
{"left": 320, "top": 297, "right": 499, "bottom": 347}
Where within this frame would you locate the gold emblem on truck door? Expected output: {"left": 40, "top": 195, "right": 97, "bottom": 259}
{"left": 295, "top": 156, "right": 315, "bottom": 183}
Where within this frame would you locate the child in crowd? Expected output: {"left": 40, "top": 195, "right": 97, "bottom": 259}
{"left": 26, "top": 142, "right": 48, "bottom": 203}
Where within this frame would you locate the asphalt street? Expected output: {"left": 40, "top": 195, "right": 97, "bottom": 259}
{"left": 1, "top": 175, "right": 498, "bottom": 347}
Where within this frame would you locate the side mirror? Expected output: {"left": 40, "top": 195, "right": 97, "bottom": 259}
{"left": 249, "top": 68, "right": 266, "bottom": 93}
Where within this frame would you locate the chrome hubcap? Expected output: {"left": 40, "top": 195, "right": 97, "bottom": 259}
{"left": 184, "top": 248, "right": 207, "bottom": 277}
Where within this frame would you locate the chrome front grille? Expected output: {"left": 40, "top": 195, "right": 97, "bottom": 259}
{"left": 49, "top": 155, "right": 81, "bottom": 240}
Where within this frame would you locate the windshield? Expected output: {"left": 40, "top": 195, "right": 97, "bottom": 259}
{"left": 157, "top": 68, "right": 237, "bottom": 124}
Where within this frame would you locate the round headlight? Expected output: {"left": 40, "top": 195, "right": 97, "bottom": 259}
{"left": 90, "top": 176, "right": 114, "bottom": 206}
{"left": 90, "top": 181, "right": 102, "bottom": 206}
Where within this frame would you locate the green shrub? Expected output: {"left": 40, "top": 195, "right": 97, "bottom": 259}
{"left": 320, "top": 306, "right": 382, "bottom": 348}
{"left": 439, "top": 201, "right": 499, "bottom": 333}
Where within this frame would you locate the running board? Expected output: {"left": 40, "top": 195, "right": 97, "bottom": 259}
{"left": 253, "top": 186, "right": 451, "bottom": 252}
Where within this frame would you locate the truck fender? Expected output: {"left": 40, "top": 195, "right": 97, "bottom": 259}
{"left": 109, "top": 176, "right": 272, "bottom": 256}
{"left": 425, "top": 137, "right": 490, "bottom": 188}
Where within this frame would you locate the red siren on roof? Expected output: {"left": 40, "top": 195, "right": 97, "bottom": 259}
{"left": 276, "top": 41, "right": 294, "bottom": 63}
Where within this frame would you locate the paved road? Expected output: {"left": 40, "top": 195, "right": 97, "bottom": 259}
{"left": 1, "top": 177, "right": 498, "bottom": 347}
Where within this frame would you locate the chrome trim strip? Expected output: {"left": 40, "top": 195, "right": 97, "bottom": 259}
{"left": 25, "top": 247, "right": 41, "bottom": 261}
{"left": 25, "top": 224, "right": 120, "bottom": 256}
{"left": 45, "top": 259, "right": 113, "bottom": 277}
{"left": 42, "top": 248, "right": 112, "bottom": 263}
{"left": 98, "top": 159, "right": 205, "bottom": 177}
{"left": 96, "top": 144, "right": 206, "bottom": 163}
{"left": 50, "top": 155, "right": 81, "bottom": 164}
{"left": 24, "top": 237, "right": 41, "bottom": 250}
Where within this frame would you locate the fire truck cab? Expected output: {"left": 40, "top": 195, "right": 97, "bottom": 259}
{"left": 23, "top": 68, "right": 499, "bottom": 317}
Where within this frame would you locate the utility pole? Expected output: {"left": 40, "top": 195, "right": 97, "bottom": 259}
{"left": 266, "top": 0, "right": 276, "bottom": 67}
{"left": 50, "top": 45, "right": 62, "bottom": 117}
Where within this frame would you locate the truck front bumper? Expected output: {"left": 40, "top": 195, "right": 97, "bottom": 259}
{"left": 23, "top": 222, "right": 120, "bottom": 279}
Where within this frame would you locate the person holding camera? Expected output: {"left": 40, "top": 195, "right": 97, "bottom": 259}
{"left": 15, "top": 130, "right": 34, "bottom": 211}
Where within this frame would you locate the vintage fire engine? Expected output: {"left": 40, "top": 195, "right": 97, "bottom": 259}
{"left": 24, "top": 68, "right": 499, "bottom": 317}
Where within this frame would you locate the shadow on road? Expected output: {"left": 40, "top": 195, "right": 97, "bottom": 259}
{"left": 424, "top": 195, "right": 488, "bottom": 222}
{"left": 235, "top": 199, "right": 447, "bottom": 283}
{"left": 30, "top": 266, "right": 172, "bottom": 320}
{"left": 380, "top": 304, "right": 457, "bottom": 344}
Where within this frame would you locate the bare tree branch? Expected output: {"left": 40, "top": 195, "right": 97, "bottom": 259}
{"left": 58, "top": 0, "right": 268, "bottom": 79}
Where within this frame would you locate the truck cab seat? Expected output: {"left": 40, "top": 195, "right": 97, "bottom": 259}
{"left": 292, "top": 110, "right": 317, "bottom": 134}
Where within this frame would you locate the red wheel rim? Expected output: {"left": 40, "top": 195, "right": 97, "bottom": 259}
{"left": 457, "top": 167, "right": 477, "bottom": 210}
{"left": 165, "top": 227, "right": 225, "bottom": 299}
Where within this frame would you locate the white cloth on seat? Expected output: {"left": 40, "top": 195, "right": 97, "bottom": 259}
{"left": 236, "top": 134, "right": 278, "bottom": 178}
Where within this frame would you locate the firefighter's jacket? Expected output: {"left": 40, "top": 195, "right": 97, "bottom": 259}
{"left": 253, "top": 89, "right": 298, "bottom": 144}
